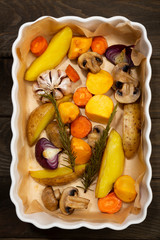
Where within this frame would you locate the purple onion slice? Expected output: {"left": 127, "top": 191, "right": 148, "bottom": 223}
{"left": 35, "top": 138, "right": 61, "bottom": 169}
{"left": 105, "top": 44, "right": 134, "bottom": 67}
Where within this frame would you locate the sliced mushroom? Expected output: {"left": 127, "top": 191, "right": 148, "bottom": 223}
{"left": 88, "top": 125, "right": 105, "bottom": 148}
{"left": 112, "top": 63, "right": 138, "bottom": 90}
{"left": 111, "top": 63, "right": 141, "bottom": 103}
{"left": 115, "top": 83, "right": 140, "bottom": 104}
{"left": 59, "top": 187, "right": 90, "bottom": 215}
{"left": 78, "top": 52, "right": 103, "bottom": 73}
{"left": 42, "top": 186, "right": 60, "bottom": 211}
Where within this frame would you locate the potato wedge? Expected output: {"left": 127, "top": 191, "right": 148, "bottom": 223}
{"left": 123, "top": 103, "right": 141, "bottom": 158}
{"left": 27, "top": 94, "right": 73, "bottom": 146}
{"left": 95, "top": 129, "right": 124, "bottom": 198}
{"left": 27, "top": 103, "right": 55, "bottom": 146}
{"left": 29, "top": 164, "right": 86, "bottom": 186}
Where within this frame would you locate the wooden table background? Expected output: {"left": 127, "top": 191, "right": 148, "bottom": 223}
{"left": 0, "top": 0, "right": 160, "bottom": 239}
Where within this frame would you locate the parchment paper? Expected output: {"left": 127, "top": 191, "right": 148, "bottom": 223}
{"left": 15, "top": 17, "right": 146, "bottom": 224}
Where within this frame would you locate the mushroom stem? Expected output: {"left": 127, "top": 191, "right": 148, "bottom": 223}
{"left": 66, "top": 196, "right": 90, "bottom": 209}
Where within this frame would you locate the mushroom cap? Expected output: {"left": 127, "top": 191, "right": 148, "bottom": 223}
{"left": 59, "top": 187, "right": 78, "bottom": 215}
{"left": 78, "top": 52, "right": 103, "bottom": 74}
{"left": 41, "top": 186, "right": 59, "bottom": 211}
{"left": 93, "top": 125, "right": 105, "bottom": 134}
{"left": 112, "top": 63, "right": 138, "bottom": 90}
{"left": 88, "top": 125, "right": 105, "bottom": 148}
{"left": 115, "top": 83, "right": 140, "bottom": 103}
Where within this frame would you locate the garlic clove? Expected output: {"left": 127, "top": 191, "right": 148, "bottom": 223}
{"left": 50, "top": 69, "right": 61, "bottom": 87}
{"left": 37, "top": 70, "right": 52, "bottom": 89}
{"left": 54, "top": 89, "right": 64, "bottom": 99}
{"left": 57, "top": 78, "right": 72, "bottom": 95}
{"left": 32, "top": 82, "right": 50, "bottom": 103}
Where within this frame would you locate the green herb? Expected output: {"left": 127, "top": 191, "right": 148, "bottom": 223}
{"left": 80, "top": 104, "right": 118, "bottom": 193}
{"left": 43, "top": 93, "right": 76, "bottom": 171}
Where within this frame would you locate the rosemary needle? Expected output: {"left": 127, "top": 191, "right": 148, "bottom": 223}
{"left": 80, "top": 104, "right": 118, "bottom": 193}
{"left": 43, "top": 94, "right": 76, "bottom": 171}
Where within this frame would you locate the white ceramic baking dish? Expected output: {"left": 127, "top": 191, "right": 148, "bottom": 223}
{"left": 10, "top": 16, "right": 152, "bottom": 230}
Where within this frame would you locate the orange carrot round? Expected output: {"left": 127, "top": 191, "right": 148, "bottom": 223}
{"left": 73, "top": 87, "right": 92, "bottom": 107}
{"left": 91, "top": 36, "right": 108, "bottom": 55}
{"left": 71, "top": 116, "right": 92, "bottom": 138}
{"left": 65, "top": 64, "right": 80, "bottom": 82}
{"left": 98, "top": 192, "right": 122, "bottom": 214}
{"left": 30, "top": 36, "right": 48, "bottom": 57}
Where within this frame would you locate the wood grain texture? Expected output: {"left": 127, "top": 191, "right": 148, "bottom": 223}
{"left": 0, "top": 0, "right": 159, "bottom": 57}
{"left": 0, "top": 0, "right": 160, "bottom": 239}
{"left": 0, "top": 177, "right": 159, "bottom": 239}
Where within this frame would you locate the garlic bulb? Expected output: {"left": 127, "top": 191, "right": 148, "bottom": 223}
{"left": 55, "top": 78, "right": 72, "bottom": 95}
{"left": 33, "top": 69, "right": 72, "bottom": 103}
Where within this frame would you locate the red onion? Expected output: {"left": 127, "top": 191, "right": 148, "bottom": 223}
{"left": 105, "top": 44, "right": 134, "bottom": 67}
{"left": 35, "top": 138, "right": 61, "bottom": 169}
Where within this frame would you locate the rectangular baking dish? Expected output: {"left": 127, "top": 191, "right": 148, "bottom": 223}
{"left": 10, "top": 16, "right": 152, "bottom": 230}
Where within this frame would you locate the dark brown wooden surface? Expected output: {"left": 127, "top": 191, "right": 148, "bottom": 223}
{"left": 0, "top": 0, "right": 160, "bottom": 239}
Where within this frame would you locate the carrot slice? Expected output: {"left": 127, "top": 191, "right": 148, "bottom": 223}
{"left": 73, "top": 87, "right": 92, "bottom": 107}
{"left": 98, "top": 192, "right": 122, "bottom": 214}
{"left": 65, "top": 64, "right": 80, "bottom": 82}
{"left": 71, "top": 116, "right": 92, "bottom": 138}
{"left": 91, "top": 36, "right": 108, "bottom": 55}
{"left": 30, "top": 36, "right": 48, "bottom": 57}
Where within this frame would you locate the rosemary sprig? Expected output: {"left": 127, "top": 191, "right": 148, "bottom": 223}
{"left": 43, "top": 93, "right": 76, "bottom": 171}
{"left": 80, "top": 104, "right": 118, "bottom": 193}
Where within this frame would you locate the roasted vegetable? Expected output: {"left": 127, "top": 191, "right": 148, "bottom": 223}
{"left": 29, "top": 164, "right": 87, "bottom": 186}
{"left": 58, "top": 102, "right": 80, "bottom": 124}
{"left": 71, "top": 137, "right": 92, "bottom": 164}
{"left": 91, "top": 36, "right": 108, "bottom": 55}
{"left": 30, "top": 36, "right": 48, "bottom": 57}
{"left": 32, "top": 69, "right": 72, "bottom": 103}
{"left": 68, "top": 37, "right": 92, "bottom": 60}
{"left": 123, "top": 103, "right": 141, "bottom": 158}
{"left": 41, "top": 186, "right": 60, "bottom": 211}
{"left": 98, "top": 192, "right": 122, "bottom": 214}
{"left": 71, "top": 116, "right": 92, "bottom": 138}
{"left": 27, "top": 95, "right": 72, "bottom": 146}
{"left": 105, "top": 44, "right": 134, "bottom": 67}
{"left": 59, "top": 187, "right": 90, "bottom": 215}
{"left": 46, "top": 121, "right": 70, "bottom": 148}
{"left": 65, "top": 64, "right": 80, "bottom": 82}
{"left": 95, "top": 129, "right": 125, "bottom": 198}
{"left": 73, "top": 87, "right": 92, "bottom": 107}
{"left": 88, "top": 125, "right": 105, "bottom": 148}
{"left": 27, "top": 103, "right": 55, "bottom": 146}
{"left": 25, "top": 27, "right": 72, "bottom": 81}
{"left": 35, "top": 138, "right": 61, "bottom": 169}
{"left": 111, "top": 63, "right": 140, "bottom": 104}
{"left": 78, "top": 52, "right": 103, "bottom": 73}
{"left": 114, "top": 175, "right": 137, "bottom": 202}
{"left": 85, "top": 95, "right": 114, "bottom": 124}
{"left": 86, "top": 70, "right": 113, "bottom": 95}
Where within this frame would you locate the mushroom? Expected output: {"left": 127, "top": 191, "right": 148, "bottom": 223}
{"left": 42, "top": 186, "right": 61, "bottom": 211}
{"left": 32, "top": 69, "right": 72, "bottom": 103}
{"left": 59, "top": 187, "right": 90, "bottom": 215}
{"left": 88, "top": 125, "right": 105, "bottom": 148}
{"left": 112, "top": 63, "right": 138, "bottom": 90}
{"left": 115, "top": 83, "right": 140, "bottom": 103}
{"left": 111, "top": 63, "right": 140, "bottom": 103}
{"left": 78, "top": 52, "right": 103, "bottom": 73}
